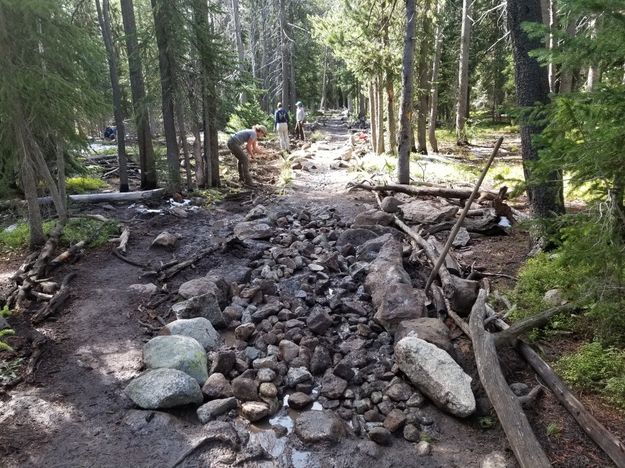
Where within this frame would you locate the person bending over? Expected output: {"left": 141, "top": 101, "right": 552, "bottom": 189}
{"left": 227, "top": 124, "right": 267, "bottom": 185}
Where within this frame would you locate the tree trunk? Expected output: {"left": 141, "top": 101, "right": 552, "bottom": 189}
{"left": 279, "top": 0, "right": 289, "bottom": 110}
{"left": 175, "top": 97, "right": 193, "bottom": 191}
{"left": 508, "top": 0, "right": 564, "bottom": 220}
{"left": 320, "top": 46, "right": 328, "bottom": 111}
{"left": 96, "top": 0, "right": 129, "bottom": 193}
{"left": 558, "top": 16, "right": 577, "bottom": 94}
{"left": 586, "top": 16, "right": 598, "bottom": 91}
{"left": 455, "top": 0, "right": 473, "bottom": 145}
{"left": 55, "top": 142, "right": 68, "bottom": 223}
{"left": 17, "top": 127, "right": 45, "bottom": 248}
{"left": 151, "top": 0, "right": 180, "bottom": 194}
{"left": 385, "top": 78, "right": 396, "bottom": 154}
{"left": 416, "top": 0, "right": 432, "bottom": 154}
{"left": 120, "top": 0, "right": 158, "bottom": 190}
{"left": 376, "top": 76, "right": 385, "bottom": 154}
{"left": 207, "top": 89, "right": 220, "bottom": 187}
{"left": 397, "top": 0, "right": 417, "bottom": 184}
{"left": 428, "top": 0, "right": 445, "bottom": 153}
{"left": 231, "top": 0, "right": 246, "bottom": 104}
{"left": 369, "top": 81, "right": 378, "bottom": 152}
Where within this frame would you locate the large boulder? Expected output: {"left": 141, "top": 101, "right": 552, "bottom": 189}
{"left": 163, "top": 317, "right": 221, "bottom": 351}
{"left": 124, "top": 368, "right": 203, "bottom": 409}
{"left": 178, "top": 277, "right": 226, "bottom": 304}
{"left": 294, "top": 411, "right": 346, "bottom": 445}
{"left": 356, "top": 233, "right": 394, "bottom": 263}
{"left": 394, "top": 337, "right": 475, "bottom": 417}
{"left": 400, "top": 199, "right": 459, "bottom": 224}
{"left": 394, "top": 318, "right": 453, "bottom": 355}
{"left": 143, "top": 335, "right": 208, "bottom": 385}
{"left": 171, "top": 293, "right": 226, "bottom": 328}
{"left": 353, "top": 210, "right": 394, "bottom": 227}
{"left": 336, "top": 228, "right": 378, "bottom": 247}
{"left": 234, "top": 221, "right": 274, "bottom": 240}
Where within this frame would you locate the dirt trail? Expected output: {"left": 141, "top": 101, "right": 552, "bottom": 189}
{"left": 0, "top": 119, "right": 591, "bottom": 468}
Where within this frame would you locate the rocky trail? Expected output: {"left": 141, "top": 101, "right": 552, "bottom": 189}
{"left": 0, "top": 119, "right": 612, "bottom": 468}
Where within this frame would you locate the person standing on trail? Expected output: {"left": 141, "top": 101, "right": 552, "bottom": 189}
{"left": 227, "top": 125, "right": 267, "bottom": 186}
{"left": 295, "top": 101, "right": 306, "bottom": 141}
{"left": 274, "top": 102, "right": 290, "bottom": 151}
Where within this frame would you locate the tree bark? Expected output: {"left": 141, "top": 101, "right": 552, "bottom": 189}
{"left": 151, "top": 0, "right": 180, "bottom": 194}
{"left": 455, "top": 0, "right": 473, "bottom": 145}
{"left": 279, "top": 0, "right": 289, "bottom": 110}
{"left": 508, "top": 0, "right": 564, "bottom": 220}
{"left": 320, "top": 46, "right": 328, "bottom": 111}
{"left": 120, "top": 0, "right": 158, "bottom": 190}
{"left": 398, "top": 0, "right": 417, "bottom": 183}
{"left": 469, "top": 290, "right": 551, "bottom": 468}
{"left": 428, "top": 0, "right": 444, "bottom": 153}
{"left": 175, "top": 96, "right": 193, "bottom": 191}
{"left": 19, "top": 145, "right": 45, "bottom": 248}
{"left": 416, "top": 0, "right": 432, "bottom": 154}
{"left": 586, "top": 16, "right": 598, "bottom": 91}
{"left": 376, "top": 75, "right": 385, "bottom": 154}
{"left": 369, "top": 81, "right": 378, "bottom": 153}
{"left": 96, "top": 0, "right": 129, "bottom": 193}
{"left": 231, "top": 0, "right": 246, "bottom": 104}
{"left": 558, "top": 16, "right": 577, "bottom": 94}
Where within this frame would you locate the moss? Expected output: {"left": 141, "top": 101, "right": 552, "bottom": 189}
{"left": 65, "top": 176, "right": 107, "bottom": 194}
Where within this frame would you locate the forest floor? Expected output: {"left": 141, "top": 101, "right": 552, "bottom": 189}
{"left": 0, "top": 116, "right": 621, "bottom": 468}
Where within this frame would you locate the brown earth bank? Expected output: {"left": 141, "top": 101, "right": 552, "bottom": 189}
{"left": 0, "top": 120, "right": 620, "bottom": 468}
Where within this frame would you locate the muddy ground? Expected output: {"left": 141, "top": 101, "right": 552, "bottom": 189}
{"left": 0, "top": 120, "right": 619, "bottom": 468}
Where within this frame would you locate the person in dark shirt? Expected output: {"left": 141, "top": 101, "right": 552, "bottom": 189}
{"left": 104, "top": 125, "right": 116, "bottom": 141}
{"left": 227, "top": 125, "right": 267, "bottom": 185}
{"left": 274, "top": 103, "right": 289, "bottom": 151}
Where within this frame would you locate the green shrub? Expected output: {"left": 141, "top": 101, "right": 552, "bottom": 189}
{"left": 308, "top": 130, "right": 324, "bottom": 142}
{"left": 65, "top": 176, "right": 107, "bottom": 194}
{"left": 226, "top": 101, "right": 273, "bottom": 134}
{"left": 0, "top": 218, "right": 118, "bottom": 252}
{"left": 556, "top": 342, "right": 625, "bottom": 409}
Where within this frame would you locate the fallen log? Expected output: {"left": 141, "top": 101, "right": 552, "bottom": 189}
{"left": 469, "top": 289, "right": 551, "bottom": 468}
{"left": 50, "top": 240, "right": 86, "bottom": 268}
{"left": 39, "top": 188, "right": 166, "bottom": 205}
{"left": 30, "top": 222, "right": 65, "bottom": 279}
{"left": 493, "top": 304, "right": 575, "bottom": 347}
{"left": 117, "top": 226, "right": 130, "bottom": 254}
{"left": 425, "top": 137, "right": 502, "bottom": 291}
{"left": 349, "top": 182, "right": 498, "bottom": 201}
{"left": 32, "top": 272, "right": 76, "bottom": 324}
{"left": 484, "top": 311, "right": 625, "bottom": 467}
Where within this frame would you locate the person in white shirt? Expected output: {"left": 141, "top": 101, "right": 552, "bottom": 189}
{"left": 295, "top": 101, "right": 306, "bottom": 140}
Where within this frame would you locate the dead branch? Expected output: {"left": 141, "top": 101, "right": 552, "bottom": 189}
{"left": 50, "top": 240, "right": 86, "bottom": 268}
{"left": 117, "top": 226, "right": 130, "bottom": 254}
{"left": 32, "top": 272, "right": 77, "bottom": 324}
{"left": 469, "top": 289, "right": 551, "bottom": 468}
{"left": 425, "top": 137, "right": 503, "bottom": 291}
{"left": 486, "top": 309, "right": 625, "bottom": 467}
{"left": 348, "top": 182, "right": 498, "bottom": 201}
{"left": 518, "top": 385, "right": 543, "bottom": 409}
{"left": 158, "top": 246, "right": 218, "bottom": 280}
{"left": 494, "top": 304, "right": 575, "bottom": 347}
{"left": 112, "top": 249, "right": 148, "bottom": 268}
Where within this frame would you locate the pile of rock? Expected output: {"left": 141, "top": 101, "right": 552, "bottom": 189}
{"left": 124, "top": 203, "right": 476, "bottom": 448}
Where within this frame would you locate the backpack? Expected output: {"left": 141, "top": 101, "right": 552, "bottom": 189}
{"left": 276, "top": 109, "right": 288, "bottom": 123}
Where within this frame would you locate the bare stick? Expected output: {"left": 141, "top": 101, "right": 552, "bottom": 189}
{"left": 469, "top": 289, "right": 551, "bottom": 468}
{"left": 424, "top": 137, "right": 503, "bottom": 291}
{"left": 117, "top": 226, "right": 130, "bottom": 254}
{"left": 494, "top": 304, "right": 575, "bottom": 347}
{"left": 32, "top": 272, "right": 76, "bottom": 323}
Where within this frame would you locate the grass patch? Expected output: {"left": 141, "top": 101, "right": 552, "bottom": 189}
{"left": 65, "top": 176, "right": 107, "bottom": 194}
{"left": 0, "top": 218, "right": 118, "bottom": 252}
{"left": 309, "top": 131, "right": 324, "bottom": 143}
{"left": 277, "top": 152, "right": 295, "bottom": 193}
{"left": 556, "top": 342, "right": 625, "bottom": 410}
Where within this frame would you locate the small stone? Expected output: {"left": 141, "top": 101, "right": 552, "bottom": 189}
{"left": 368, "top": 427, "right": 392, "bottom": 446}
{"left": 306, "top": 307, "right": 333, "bottom": 334}
{"left": 286, "top": 367, "right": 313, "bottom": 388}
{"left": 364, "top": 409, "right": 384, "bottom": 422}
{"left": 406, "top": 391, "right": 425, "bottom": 407}
{"left": 197, "top": 397, "right": 237, "bottom": 423}
{"left": 403, "top": 423, "right": 420, "bottom": 442}
{"left": 333, "top": 363, "right": 355, "bottom": 382}
{"left": 377, "top": 400, "right": 394, "bottom": 416}
{"left": 358, "top": 440, "right": 380, "bottom": 458}
{"left": 202, "top": 373, "right": 233, "bottom": 399}
{"left": 308, "top": 263, "right": 324, "bottom": 272}
{"left": 383, "top": 409, "right": 407, "bottom": 432}
{"left": 371, "top": 391, "right": 383, "bottom": 404}
{"left": 385, "top": 381, "right": 413, "bottom": 402}
{"left": 259, "top": 382, "right": 278, "bottom": 399}
{"left": 210, "top": 350, "right": 236, "bottom": 375}
{"left": 481, "top": 451, "right": 512, "bottom": 468}
{"left": 416, "top": 441, "right": 431, "bottom": 456}
{"left": 151, "top": 231, "right": 178, "bottom": 249}
{"left": 253, "top": 355, "right": 279, "bottom": 370}
{"left": 509, "top": 382, "right": 530, "bottom": 397}
{"left": 294, "top": 411, "right": 345, "bottom": 445}
{"left": 320, "top": 374, "right": 348, "bottom": 399}
{"left": 235, "top": 323, "right": 256, "bottom": 341}
{"left": 310, "top": 345, "right": 331, "bottom": 375}
{"left": 241, "top": 401, "right": 270, "bottom": 422}
{"left": 278, "top": 340, "right": 300, "bottom": 363}
{"left": 288, "top": 392, "right": 313, "bottom": 410}
{"left": 257, "top": 368, "right": 276, "bottom": 382}
{"left": 231, "top": 377, "right": 258, "bottom": 401}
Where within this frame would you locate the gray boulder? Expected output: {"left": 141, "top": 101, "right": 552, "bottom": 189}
{"left": 294, "top": 411, "right": 346, "bottom": 445}
{"left": 234, "top": 221, "right": 274, "bottom": 240}
{"left": 353, "top": 210, "right": 394, "bottom": 227}
{"left": 400, "top": 199, "right": 459, "bottom": 224}
{"left": 171, "top": 293, "right": 226, "bottom": 328}
{"left": 124, "top": 368, "right": 203, "bottom": 409}
{"left": 202, "top": 372, "right": 233, "bottom": 399}
{"left": 151, "top": 231, "right": 178, "bottom": 250}
{"left": 163, "top": 317, "right": 221, "bottom": 351}
{"left": 395, "top": 337, "right": 475, "bottom": 417}
{"left": 394, "top": 318, "right": 453, "bottom": 355}
{"left": 178, "top": 277, "right": 225, "bottom": 303}
{"left": 336, "top": 228, "right": 378, "bottom": 247}
{"left": 143, "top": 335, "right": 208, "bottom": 385}
{"left": 197, "top": 397, "right": 238, "bottom": 423}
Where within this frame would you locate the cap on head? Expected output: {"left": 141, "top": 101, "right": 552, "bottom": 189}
{"left": 277, "top": 102, "right": 283, "bottom": 108}
{"left": 296, "top": 101, "right": 303, "bottom": 106}
{"left": 255, "top": 125, "right": 268, "bottom": 136}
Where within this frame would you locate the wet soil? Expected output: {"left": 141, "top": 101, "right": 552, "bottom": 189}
{"left": 0, "top": 119, "right": 619, "bottom": 468}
